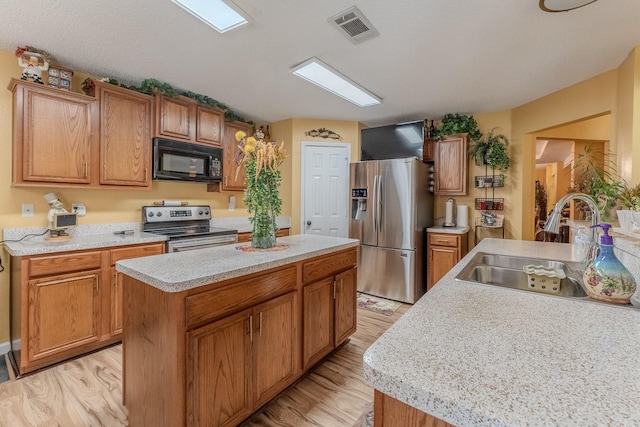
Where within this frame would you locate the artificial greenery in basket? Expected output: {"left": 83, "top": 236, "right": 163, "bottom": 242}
{"left": 235, "top": 131, "right": 287, "bottom": 249}
{"left": 619, "top": 182, "right": 640, "bottom": 211}
{"left": 431, "top": 113, "right": 483, "bottom": 141}
{"left": 469, "top": 128, "right": 511, "bottom": 171}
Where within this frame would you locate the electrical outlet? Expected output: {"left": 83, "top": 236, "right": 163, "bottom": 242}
{"left": 72, "top": 203, "right": 87, "bottom": 216}
{"left": 22, "top": 203, "right": 34, "bottom": 217}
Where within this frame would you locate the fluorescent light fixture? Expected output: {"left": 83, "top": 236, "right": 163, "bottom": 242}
{"left": 291, "top": 57, "right": 381, "bottom": 107}
{"left": 172, "top": 0, "right": 250, "bottom": 33}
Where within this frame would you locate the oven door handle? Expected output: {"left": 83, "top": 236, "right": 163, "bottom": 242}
{"left": 171, "top": 241, "right": 234, "bottom": 252}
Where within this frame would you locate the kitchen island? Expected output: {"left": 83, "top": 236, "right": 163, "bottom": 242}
{"left": 364, "top": 238, "right": 640, "bottom": 426}
{"left": 116, "top": 234, "right": 359, "bottom": 427}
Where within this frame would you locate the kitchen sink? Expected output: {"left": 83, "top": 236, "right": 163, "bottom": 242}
{"left": 455, "top": 252, "right": 588, "bottom": 298}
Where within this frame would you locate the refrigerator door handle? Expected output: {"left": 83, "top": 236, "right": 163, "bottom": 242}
{"left": 377, "top": 175, "right": 383, "bottom": 233}
{"left": 372, "top": 175, "right": 378, "bottom": 233}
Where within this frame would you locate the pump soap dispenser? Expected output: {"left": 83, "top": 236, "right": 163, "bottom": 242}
{"left": 582, "top": 224, "right": 637, "bottom": 304}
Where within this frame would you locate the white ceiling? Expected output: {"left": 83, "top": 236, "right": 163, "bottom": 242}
{"left": 1, "top": 1, "right": 640, "bottom": 127}
{"left": 536, "top": 139, "right": 574, "bottom": 169}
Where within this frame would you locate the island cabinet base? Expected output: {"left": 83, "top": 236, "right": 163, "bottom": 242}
{"left": 123, "top": 246, "right": 357, "bottom": 427}
{"left": 374, "top": 390, "right": 454, "bottom": 427}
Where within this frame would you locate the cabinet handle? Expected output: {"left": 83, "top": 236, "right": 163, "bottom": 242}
{"left": 249, "top": 314, "right": 253, "bottom": 342}
{"left": 95, "top": 277, "right": 99, "bottom": 293}
{"left": 84, "top": 162, "right": 88, "bottom": 178}
{"left": 224, "top": 176, "right": 228, "bottom": 187}
{"left": 145, "top": 167, "right": 148, "bottom": 181}
{"left": 114, "top": 271, "right": 117, "bottom": 288}
{"left": 259, "top": 312, "right": 263, "bottom": 337}
{"left": 333, "top": 279, "right": 337, "bottom": 300}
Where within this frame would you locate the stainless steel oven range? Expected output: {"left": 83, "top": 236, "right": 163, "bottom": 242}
{"left": 142, "top": 205, "right": 237, "bottom": 252}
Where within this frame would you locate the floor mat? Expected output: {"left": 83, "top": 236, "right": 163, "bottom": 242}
{"left": 357, "top": 292, "right": 402, "bottom": 316}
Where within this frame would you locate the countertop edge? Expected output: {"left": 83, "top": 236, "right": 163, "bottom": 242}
{"left": 116, "top": 236, "right": 359, "bottom": 292}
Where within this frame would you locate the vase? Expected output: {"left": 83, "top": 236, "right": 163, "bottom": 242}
{"left": 251, "top": 214, "right": 277, "bottom": 249}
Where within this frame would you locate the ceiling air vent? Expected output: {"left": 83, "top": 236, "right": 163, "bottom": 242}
{"left": 329, "top": 6, "right": 379, "bottom": 44}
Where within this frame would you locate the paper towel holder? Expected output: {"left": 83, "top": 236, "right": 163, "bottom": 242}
{"left": 443, "top": 198, "right": 456, "bottom": 227}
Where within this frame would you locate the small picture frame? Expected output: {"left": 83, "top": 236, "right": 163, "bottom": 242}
{"left": 46, "top": 64, "right": 73, "bottom": 90}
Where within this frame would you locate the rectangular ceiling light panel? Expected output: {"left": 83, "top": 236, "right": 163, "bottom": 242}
{"left": 292, "top": 58, "right": 381, "bottom": 107}
{"left": 172, "top": 0, "right": 249, "bottom": 33}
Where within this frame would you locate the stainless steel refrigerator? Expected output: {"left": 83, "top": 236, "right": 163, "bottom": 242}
{"left": 349, "top": 157, "right": 433, "bottom": 303}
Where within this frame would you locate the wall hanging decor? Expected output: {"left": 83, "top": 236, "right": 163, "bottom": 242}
{"left": 305, "top": 128, "right": 342, "bottom": 140}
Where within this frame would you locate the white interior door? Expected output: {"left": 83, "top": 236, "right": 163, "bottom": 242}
{"left": 301, "top": 142, "right": 350, "bottom": 237}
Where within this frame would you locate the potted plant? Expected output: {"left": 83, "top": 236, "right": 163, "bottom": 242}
{"left": 469, "top": 128, "right": 511, "bottom": 172}
{"left": 616, "top": 182, "right": 640, "bottom": 235}
{"left": 431, "top": 113, "right": 483, "bottom": 141}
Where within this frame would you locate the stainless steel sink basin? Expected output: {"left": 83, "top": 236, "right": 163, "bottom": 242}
{"left": 455, "top": 252, "right": 588, "bottom": 298}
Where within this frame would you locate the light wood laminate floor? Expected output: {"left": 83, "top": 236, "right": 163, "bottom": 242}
{"left": 0, "top": 305, "right": 408, "bottom": 427}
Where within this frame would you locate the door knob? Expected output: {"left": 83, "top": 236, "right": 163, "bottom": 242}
{"left": 306, "top": 221, "right": 312, "bottom": 226}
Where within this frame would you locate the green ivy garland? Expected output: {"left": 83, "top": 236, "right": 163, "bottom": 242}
{"left": 97, "top": 77, "right": 253, "bottom": 124}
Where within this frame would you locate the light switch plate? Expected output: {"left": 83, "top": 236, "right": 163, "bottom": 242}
{"left": 22, "top": 203, "right": 34, "bottom": 217}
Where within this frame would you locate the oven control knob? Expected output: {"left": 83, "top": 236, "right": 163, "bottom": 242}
{"left": 204, "top": 210, "right": 209, "bottom": 215}
{"left": 157, "top": 212, "right": 163, "bottom": 217}
{"left": 199, "top": 210, "right": 203, "bottom": 215}
{"left": 148, "top": 212, "right": 154, "bottom": 217}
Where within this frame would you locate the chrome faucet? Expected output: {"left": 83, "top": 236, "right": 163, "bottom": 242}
{"left": 544, "top": 192, "right": 601, "bottom": 265}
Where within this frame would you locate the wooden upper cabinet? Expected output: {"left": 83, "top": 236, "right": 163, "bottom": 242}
{"left": 196, "top": 105, "right": 223, "bottom": 147}
{"left": 96, "top": 82, "right": 153, "bottom": 187}
{"left": 220, "top": 121, "right": 252, "bottom": 191}
{"left": 423, "top": 137, "right": 435, "bottom": 162}
{"left": 434, "top": 133, "right": 468, "bottom": 195}
{"left": 155, "top": 94, "right": 194, "bottom": 141}
{"left": 155, "top": 93, "right": 224, "bottom": 148}
{"left": 10, "top": 79, "right": 96, "bottom": 185}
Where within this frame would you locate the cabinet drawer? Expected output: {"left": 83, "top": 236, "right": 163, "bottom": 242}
{"left": 29, "top": 251, "right": 102, "bottom": 277}
{"left": 428, "top": 233, "right": 459, "bottom": 248}
{"left": 302, "top": 248, "right": 357, "bottom": 284}
{"left": 186, "top": 266, "right": 297, "bottom": 328}
{"left": 110, "top": 243, "right": 165, "bottom": 265}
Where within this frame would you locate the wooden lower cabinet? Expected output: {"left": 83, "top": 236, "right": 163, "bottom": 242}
{"left": 10, "top": 242, "right": 164, "bottom": 375}
{"left": 374, "top": 390, "right": 454, "bottom": 427}
{"left": 303, "top": 267, "right": 357, "bottom": 369}
{"left": 123, "top": 246, "right": 357, "bottom": 427}
{"left": 28, "top": 270, "right": 101, "bottom": 362}
{"left": 187, "top": 308, "right": 253, "bottom": 427}
{"left": 427, "top": 232, "right": 469, "bottom": 289}
{"left": 237, "top": 227, "right": 290, "bottom": 243}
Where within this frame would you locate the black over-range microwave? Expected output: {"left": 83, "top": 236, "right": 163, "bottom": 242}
{"left": 152, "top": 138, "right": 223, "bottom": 183}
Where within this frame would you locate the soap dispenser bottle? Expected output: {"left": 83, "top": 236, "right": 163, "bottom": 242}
{"left": 582, "top": 224, "right": 637, "bottom": 304}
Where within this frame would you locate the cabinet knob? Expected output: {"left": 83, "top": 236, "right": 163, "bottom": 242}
{"left": 306, "top": 221, "right": 312, "bottom": 226}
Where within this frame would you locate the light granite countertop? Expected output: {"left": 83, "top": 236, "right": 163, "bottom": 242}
{"left": 3, "top": 223, "right": 167, "bottom": 256}
{"left": 116, "top": 234, "right": 358, "bottom": 293}
{"left": 363, "top": 238, "right": 640, "bottom": 426}
{"left": 427, "top": 225, "right": 471, "bottom": 235}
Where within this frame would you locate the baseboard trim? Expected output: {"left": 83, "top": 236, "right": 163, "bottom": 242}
{"left": 0, "top": 341, "right": 10, "bottom": 355}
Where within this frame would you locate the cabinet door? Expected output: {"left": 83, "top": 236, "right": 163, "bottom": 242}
{"left": 196, "top": 105, "right": 223, "bottom": 147}
{"left": 221, "top": 122, "right": 251, "bottom": 191}
{"left": 98, "top": 84, "right": 152, "bottom": 187}
{"left": 334, "top": 267, "right": 357, "bottom": 346}
{"left": 428, "top": 246, "right": 459, "bottom": 288}
{"left": 111, "top": 268, "right": 124, "bottom": 336}
{"left": 156, "top": 95, "right": 194, "bottom": 141}
{"left": 434, "top": 134, "right": 468, "bottom": 195}
{"left": 28, "top": 270, "right": 101, "bottom": 362}
{"left": 253, "top": 292, "right": 297, "bottom": 407}
{"left": 187, "top": 308, "right": 253, "bottom": 427}
{"left": 423, "top": 138, "right": 435, "bottom": 162}
{"left": 110, "top": 243, "right": 164, "bottom": 337}
{"left": 303, "top": 277, "right": 334, "bottom": 370}
{"left": 17, "top": 83, "right": 94, "bottom": 184}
